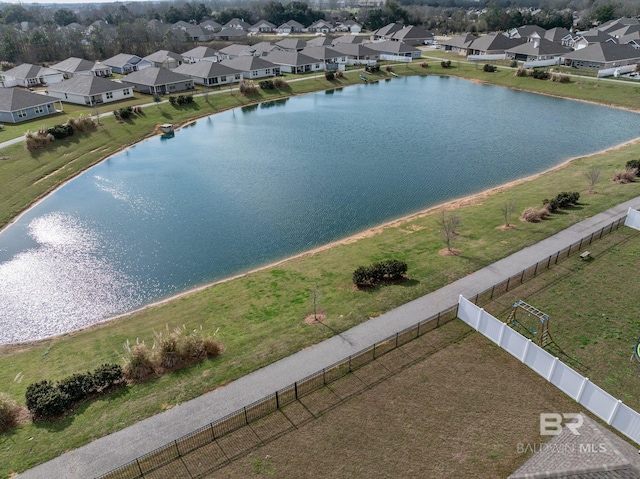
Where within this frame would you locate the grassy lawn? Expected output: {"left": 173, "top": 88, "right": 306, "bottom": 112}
{"left": 482, "top": 226, "right": 640, "bottom": 411}
{"left": 2, "top": 61, "right": 640, "bottom": 477}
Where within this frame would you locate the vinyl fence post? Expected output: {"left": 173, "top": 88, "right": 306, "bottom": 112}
{"left": 276, "top": 391, "right": 279, "bottom": 409}
{"left": 136, "top": 459, "right": 144, "bottom": 476}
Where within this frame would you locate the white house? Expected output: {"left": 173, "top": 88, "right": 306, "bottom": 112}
{"left": 46, "top": 75, "right": 134, "bottom": 105}
{"left": 0, "top": 63, "right": 64, "bottom": 88}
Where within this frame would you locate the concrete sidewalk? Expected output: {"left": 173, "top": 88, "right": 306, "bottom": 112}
{"left": 16, "top": 196, "right": 640, "bottom": 479}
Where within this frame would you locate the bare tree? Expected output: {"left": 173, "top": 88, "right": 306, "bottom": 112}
{"left": 585, "top": 167, "right": 601, "bottom": 193}
{"left": 439, "top": 210, "right": 461, "bottom": 253}
{"left": 501, "top": 199, "right": 517, "bottom": 227}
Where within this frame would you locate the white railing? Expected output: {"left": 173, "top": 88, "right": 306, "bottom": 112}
{"left": 379, "top": 54, "right": 412, "bottom": 63}
{"left": 457, "top": 295, "right": 640, "bottom": 446}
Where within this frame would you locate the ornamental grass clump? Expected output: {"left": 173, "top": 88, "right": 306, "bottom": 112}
{"left": 24, "top": 129, "right": 54, "bottom": 152}
{"left": 122, "top": 340, "right": 156, "bottom": 381}
{"left": 274, "top": 77, "right": 289, "bottom": 89}
{"left": 613, "top": 167, "right": 639, "bottom": 183}
{"left": 520, "top": 207, "right": 541, "bottom": 223}
{"left": 0, "top": 393, "right": 21, "bottom": 432}
{"left": 239, "top": 80, "right": 258, "bottom": 96}
{"left": 67, "top": 114, "right": 97, "bottom": 132}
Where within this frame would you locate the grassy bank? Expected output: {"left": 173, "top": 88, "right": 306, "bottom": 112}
{"left": 1, "top": 61, "right": 640, "bottom": 477}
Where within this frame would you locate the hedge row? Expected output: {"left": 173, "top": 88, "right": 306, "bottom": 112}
{"left": 168, "top": 94, "right": 194, "bottom": 106}
{"left": 543, "top": 191, "right": 580, "bottom": 213}
{"left": 353, "top": 259, "right": 408, "bottom": 287}
{"left": 25, "top": 364, "right": 123, "bottom": 420}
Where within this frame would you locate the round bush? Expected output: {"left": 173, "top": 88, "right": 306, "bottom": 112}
{"left": 0, "top": 393, "right": 21, "bottom": 432}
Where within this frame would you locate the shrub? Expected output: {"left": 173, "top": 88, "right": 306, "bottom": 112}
{"left": 47, "top": 123, "right": 74, "bottom": 140}
{"left": 420, "top": 62, "right": 429, "bottom": 68}
{"left": 259, "top": 80, "right": 275, "bottom": 89}
{"left": 353, "top": 259, "right": 408, "bottom": 287}
{"left": 168, "top": 96, "right": 177, "bottom": 106}
{"left": 25, "top": 380, "right": 70, "bottom": 419}
{"left": 114, "top": 106, "right": 134, "bottom": 120}
{"left": 239, "top": 80, "right": 258, "bottom": 96}
{"left": 551, "top": 72, "right": 570, "bottom": 83}
{"left": 441, "top": 60, "right": 452, "bottom": 68}
{"left": 325, "top": 71, "right": 335, "bottom": 81}
{"left": 67, "top": 114, "right": 97, "bottom": 132}
{"left": 154, "top": 328, "right": 182, "bottom": 369}
{"left": 515, "top": 67, "right": 530, "bottom": 77}
{"left": 613, "top": 168, "right": 638, "bottom": 183}
{"left": 57, "top": 373, "right": 95, "bottom": 404}
{"left": 92, "top": 364, "right": 124, "bottom": 391}
{"left": 122, "top": 341, "right": 156, "bottom": 381}
{"left": 385, "top": 65, "right": 393, "bottom": 72}
{"left": 521, "top": 207, "right": 541, "bottom": 223}
{"left": 274, "top": 77, "right": 288, "bottom": 89}
{"left": 24, "top": 130, "right": 54, "bottom": 152}
{"left": 335, "top": 70, "right": 343, "bottom": 78}
{"left": 509, "top": 60, "right": 518, "bottom": 68}
{"left": 365, "top": 65, "right": 380, "bottom": 73}
{"left": 176, "top": 94, "right": 193, "bottom": 105}
{"left": 531, "top": 69, "right": 550, "bottom": 80}
{"left": 0, "top": 393, "right": 21, "bottom": 432}
{"left": 483, "top": 64, "right": 497, "bottom": 72}
{"left": 626, "top": 159, "right": 640, "bottom": 176}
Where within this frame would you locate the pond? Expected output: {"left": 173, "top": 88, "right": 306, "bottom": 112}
{"left": 1, "top": 75, "right": 640, "bottom": 344}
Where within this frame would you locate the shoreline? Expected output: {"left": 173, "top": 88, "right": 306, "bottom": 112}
{"left": 5, "top": 133, "right": 637, "bottom": 350}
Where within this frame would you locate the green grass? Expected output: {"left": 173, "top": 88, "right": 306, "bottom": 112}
{"left": 482, "top": 227, "right": 640, "bottom": 411}
{"left": 1, "top": 61, "right": 640, "bottom": 477}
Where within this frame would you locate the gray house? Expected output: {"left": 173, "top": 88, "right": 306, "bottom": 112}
{"left": 101, "top": 54, "right": 153, "bottom": 75}
{"left": 46, "top": 75, "right": 134, "bottom": 105}
{"left": 220, "top": 56, "right": 279, "bottom": 79}
{"left": 50, "top": 57, "right": 112, "bottom": 78}
{"left": 366, "top": 40, "right": 422, "bottom": 59}
{"left": 505, "top": 38, "right": 571, "bottom": 62}
{"left": 562, "top": 42, "right": 640, "bottom": 69}
{"left": 173, "top": 62, "right": 242, "bottom": 86}
{"left": 0, "top": 63, "right": 64, "bottom": 88}
{"left": 0, "top": 88, "right": 63, "bottom": 123}
{"left": 142, "top": 50, "right": 183, "bottom": 70}
{"left": 264, "top": 51, "right": 322, "bottom": 74}
{"left": 120, "top": 67, "right": 193, "bottom": 95}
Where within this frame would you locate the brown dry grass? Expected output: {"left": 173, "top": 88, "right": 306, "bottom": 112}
{"left": 209, "top": 320, "right": 583, "bottom": 479}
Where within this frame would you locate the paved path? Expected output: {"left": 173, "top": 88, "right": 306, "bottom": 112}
{"left": 16, "top": 197, "right": 640, "bottom": 479}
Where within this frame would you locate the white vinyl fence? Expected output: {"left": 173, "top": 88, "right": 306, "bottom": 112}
{"left": 523, "top": 58, "right": 560, "bottom": 68}
{"left": 468, "top": 53, "right": 506, "bottom": 61}
{"left": 597, "top": 64, "right": 637, "bottom": 78}
{"left": 625, "top": 207, "right": 640, "bottom": 231}
{"left": 457, "top": 295, "right": 640, "bottom": 446}
{"left": 379, "top": 54, "right": 413, "bottom": 63}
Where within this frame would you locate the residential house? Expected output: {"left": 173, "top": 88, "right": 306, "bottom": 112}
{"left": 619, "top": 32, "right": 640, "bottom": 48}
{"left": 561, "top": 42, "right": 640, "bottom": 69}
{"left": 441, "top": 33, "right": 477, "bottom": 55}
{"left": 173, "top": 62, "right": 242, "bottom": 86}
{"left": 251, "top": 42, "right": 279, "bottom": 56}
{"left": 213, "top": 28, "right": 247, "bottom": 41}
{"left": 336, "top": 20, "right": 362, "bottom": 33}
{"left": 224, "top": 18, "right": 251, "bottom": 31}
{"left": 200, "top": 20, "right": 222, "bottom": 32}
{"left": 467, "top": 33, "right": 526, "bottom": 56}
{"left": 307, "top": 20, "right": 334, "bottom": 34}
{"left": 183, "top": 25, "right": 215, "bottom": 42}
{"left": 0, "top": 88, "right": 63, "bottom": 123}
{"left": 142, "top": 50, "right": 183, "bottom": 70}
{"left": 275, "top": 38, "right": 308, "bottom": 52}
{"left": 371, "top": 22, "right": 404, "bottom": 41}
{"left": 181, "top": 46, "right": 220, "bottom": 64}
{"left": 366, "top": 40, "right": 422, "bottom": 59}
{"left": 332, "top": 35, "right": 365, "bottom": 45}
{"left": 171, "top": 20, "right": 193, "bottom": 31}
{"left": 46, "top": 75, "right": 133, "bottom": 105}
{"left": 607, "top": 24, "right": 640, "bottom": 39}
{"left": 306, "top": 36, "right": 336, "bottom": 47}
{"left": 568, "top": 29, "right": 616, "bottom": 50}
{"left": 331, "top": 43, "right": 379, "bottom": 65}
{"left": 220, "top": 56, "right": 279, "bottom": 79}
{"left": 101, "top": 54, "right": 152, "bottom": 74}
{"left": 390, "top": 25, "right": 434, "bottom": 45}
{"left": 300, "top": 46, "right": 346, "bottom": 69}
{"left": 264, "top": 51, "right": 323, "bottom": 74}
{"left": 0, "top": 63, "right": 64, "bottom": 88}
{"left": 50, "top": 57, "right": 112, "bottom": 78}
{"left": 544, "top": 27, "right": 571, "bottom": 44}
{"left": 508, "top": 25, "right": 546, "bottom": 40}
{"left": 120, "top": 67, "right": 194, "bottom": 95}
{"left": 219, "top": 44, "right": 256, "bottom": 59}
{"left": 505, "top": 38, "right": 570, "bottom": 62}
{"left": 249, "top": 20, "right": 276, "bottom": 34}
{"left": 277, "top": 20, "right": 305, "bottom": 34}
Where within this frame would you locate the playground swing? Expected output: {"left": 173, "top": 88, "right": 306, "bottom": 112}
{"left": 505, "top": 300, "right": 552, "bottom": 347}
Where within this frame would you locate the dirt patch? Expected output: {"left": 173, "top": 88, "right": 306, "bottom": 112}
{"left": 438, "top": 248, "right": 461, "bottom": 256}
{"left": 304, "top": 312, "right": 327, "bottom": 324}
{"left": 496, "top": 224, "right": 516, "bottom": 231}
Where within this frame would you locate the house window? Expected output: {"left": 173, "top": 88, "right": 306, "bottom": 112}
{"left": 235, "top": 74, "right": 241, "bottom": 80}
{"left": 315, "top": 64, "right": 320, "bottom": 69}
{"left": 123, "top": 89, "right": 130, "bottom": 95}
{"left": 265, "top": 69, "right": 271, "bottom": 75}
{"left": 106, "top": 92, "right": 113, "bottom": 99}
{"left": 17, "top": 109, "right": 27, "bottom": 118}
{"left": 34, "top": 106, "right": 44, "bottom": 114}
{"left": 211, "top": 78, "right": 218, "bottom": 84}
{"left": 220, "top": 76, "right": 226, "bottom": 82}
{"left": 252, "top": 70, "right": 258, "bottom": 76}
{"left": 169, "top": 84, "right": 176, "bottom": 90}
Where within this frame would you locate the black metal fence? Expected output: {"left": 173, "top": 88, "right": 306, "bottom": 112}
{"left": 95, "top": 215, "right": 628, "bottom": 479}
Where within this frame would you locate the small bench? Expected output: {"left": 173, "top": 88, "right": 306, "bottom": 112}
{"left": 580, "top": 251, "right": 591, "bottom": 260}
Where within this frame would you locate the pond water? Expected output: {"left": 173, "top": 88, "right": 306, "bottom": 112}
{"left": 2, "top": 75, "right": 640, "bottom": 344}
